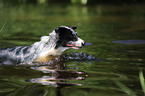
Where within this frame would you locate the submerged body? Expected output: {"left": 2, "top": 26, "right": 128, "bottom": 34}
{"left": 0, "top": 26, "right": 85, "bottom": 65}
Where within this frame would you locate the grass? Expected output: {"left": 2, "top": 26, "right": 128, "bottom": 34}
{"left": 0, "top": 20, "right": 7, "bottom": 33}
{"left": 115, "top": 81, "right": 137, "bottom": 96}
{"left": 139, "top": 70, "right": 145, "bottom": 94}
{"left": 115, "top": 71, "right": 145, "bottom": 96}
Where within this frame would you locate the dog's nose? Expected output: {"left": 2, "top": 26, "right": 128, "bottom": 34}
{"left": 82, "top": 42, "right": 86, "bottom": 46}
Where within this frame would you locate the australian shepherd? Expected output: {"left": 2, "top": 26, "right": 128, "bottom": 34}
{"left": 0, "top": 26, "right": 85, "bottom": 65}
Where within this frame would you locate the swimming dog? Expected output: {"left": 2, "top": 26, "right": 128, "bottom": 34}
{"left": 0, "top": 26, "right": 85, "bottom": 65}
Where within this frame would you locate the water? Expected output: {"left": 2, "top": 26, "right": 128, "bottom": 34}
{"left": 112, "top": 40, "right": 145, "bottom": 44}
{"left": 0, "top": 2, "right": 145, "bottom": 96}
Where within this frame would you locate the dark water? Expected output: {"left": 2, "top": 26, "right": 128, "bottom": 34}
{"left": 0, "top": 2, "right": 145, "bottom": 96}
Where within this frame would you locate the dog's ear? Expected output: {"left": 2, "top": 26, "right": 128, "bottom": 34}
{"left": 55, "top": 27, "right": 65, "bottom": 33}
{"left": 55, "top": 27, "right": 59, "bottom": 33}
{"left": 70, "top": 26, "right": 77, "bottom": 29}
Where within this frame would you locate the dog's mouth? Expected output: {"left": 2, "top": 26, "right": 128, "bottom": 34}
{"left": 66, "top": 43, "right": 81, "bottom": 49}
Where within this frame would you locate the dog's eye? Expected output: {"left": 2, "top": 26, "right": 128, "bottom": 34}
{"left": 72, "top": 34, "right": 78, "bottom": 41}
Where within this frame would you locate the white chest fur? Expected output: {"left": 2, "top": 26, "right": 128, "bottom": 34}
{"left": 39, "top": 47, "right": 69, "bottom": 58}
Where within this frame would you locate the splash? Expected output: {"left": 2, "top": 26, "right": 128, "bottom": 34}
{"left": 19, "top": 52, "right": 105, "bottom": 66}
{"left": 64, "top": 52, "right": 104, "bottom": 61}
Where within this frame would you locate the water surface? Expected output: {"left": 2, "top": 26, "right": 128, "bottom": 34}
{"left": 0, "top": 3, "right": 145, "bottom": 96}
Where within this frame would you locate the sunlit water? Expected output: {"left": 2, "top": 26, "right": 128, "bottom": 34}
{"left": 0, "top": 2, "right": 145, "bottom": 96}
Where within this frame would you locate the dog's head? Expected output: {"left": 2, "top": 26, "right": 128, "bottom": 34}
{"left": 54, "top": 26, "right": 85, "bottom": 49}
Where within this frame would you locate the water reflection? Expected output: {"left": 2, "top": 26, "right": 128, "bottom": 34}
{"left": 26, "top": 62, "right": 86, "bottom": 96}
{"left": 112, "top": 40, "right": 145, "bottom": 44}
{"left": 24, "top": 52, "right": 98, "bottom": 95}
{"left": 85, "top": 42, "right": 93, "bottom": 45}
{"left": 0, "top": 52, "right": 101, "bottom": 95}
{"left": 25, "top": 52, "right": 97, "bottom": 86}
{"left": 27, "top": 66, "right": 85, "bottom": 87}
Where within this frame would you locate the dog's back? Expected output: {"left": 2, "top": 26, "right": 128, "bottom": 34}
{"left": 0, "top": 46, "right": 34, "bottom": 65}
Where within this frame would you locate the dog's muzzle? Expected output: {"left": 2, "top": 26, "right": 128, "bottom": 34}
{"left": 66, "top": 38, "right": 85, "bottom": 49}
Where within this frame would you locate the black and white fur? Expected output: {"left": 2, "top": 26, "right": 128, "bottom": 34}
{"left": 0, "top": 26, "right": 85, "bottom": 65}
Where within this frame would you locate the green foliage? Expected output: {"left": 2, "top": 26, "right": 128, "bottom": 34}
{"left": 115, "top": 81, "right": 137, "bottom": 96}
{"left": 115, "top": 71, "right": 145, "bottom": 96}
{"left": 139, "top": 71, "right": 145, "bottom": 94}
